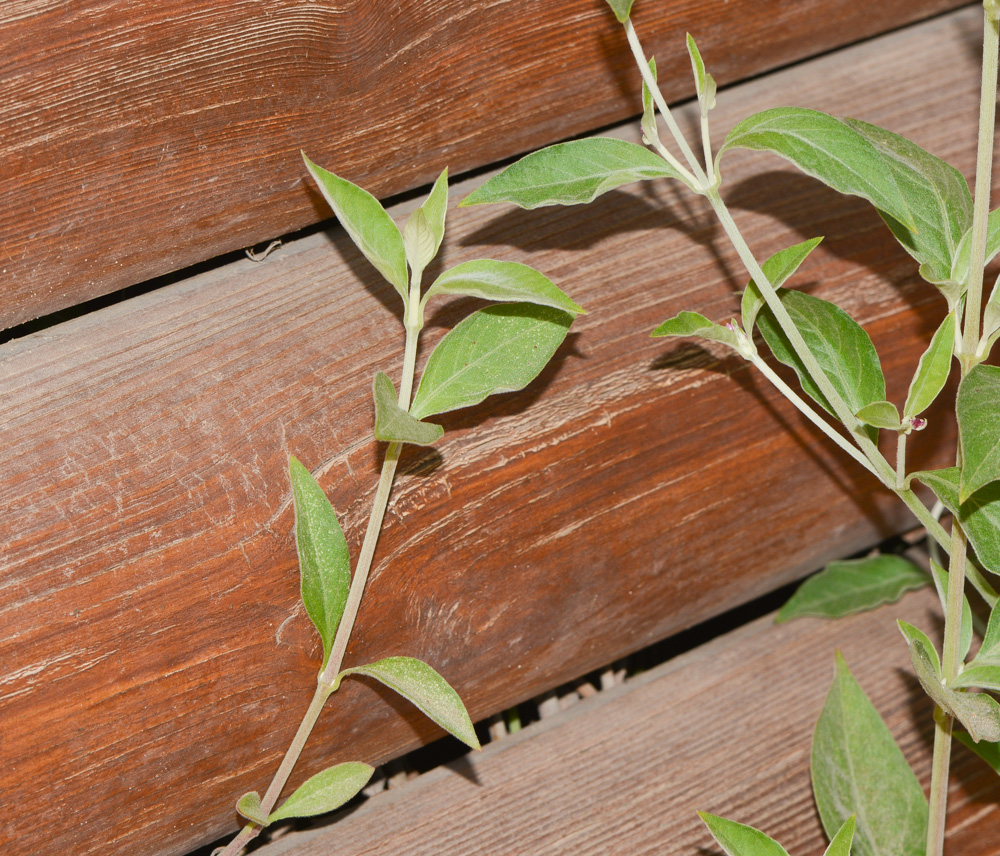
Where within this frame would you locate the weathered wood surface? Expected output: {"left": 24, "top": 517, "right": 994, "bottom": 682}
{"left": 0, "top": 0, "right": 968, "bottom": 330}
{"left": 0, "top": 8, "right": 988, "bottom": 856}
{"left": 249, "top": 589, "right": 1000, "bottom": 856}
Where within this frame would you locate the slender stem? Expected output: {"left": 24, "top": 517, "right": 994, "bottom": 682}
{"left": 963, "top": 1, "right": 1000, "bottom": 368}
{"left": 926, "top": 9, "right": 998, "bottom": 854}
{"left": 623, "top": 18, "right": 703, "bottom": 186}
{"left": 707, "top": 189, "right": 877, "bottom": 455}
{"left": 220, "top": 268, "right": 426, "bottom": 855}
{"left": 750, "top": 354, "right": 881, "bottom": 477}
{"left": 701, "top": 112, "right": 716, "bottom": 186}
{"left": 926, "top": 705, "right": 955, "bottom": 856}
{"left": 896, "top": 432, "right": 907, "bottom": 491}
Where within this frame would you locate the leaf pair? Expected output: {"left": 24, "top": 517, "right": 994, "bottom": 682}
{"left": 303, "top": 157, "right": 448, "bottom": 307}
{"left": 289, "top": 459, "right": 481, "bottom": 750}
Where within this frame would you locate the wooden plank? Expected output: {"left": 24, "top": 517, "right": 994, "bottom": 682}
{"left": 0, "top": 8, "right": 986, "bottom": 856}
{"left": 247, "top": 588, "right": 1000, "bottom": 856}
{"left": 0, "top": 0, "right": 967, "bottom": 329}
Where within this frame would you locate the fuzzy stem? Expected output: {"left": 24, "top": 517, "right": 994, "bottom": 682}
{"left": 925, "top": 8, "right": 998, "bottom": 854}
{"left": 219, "top": 268, "right": 426, "bottom": 855}
{"left": 623, "top": 18, "right": 703, "bottom": 186}
{"left": 749, "top": 354, "right": 880, "bottom": 477}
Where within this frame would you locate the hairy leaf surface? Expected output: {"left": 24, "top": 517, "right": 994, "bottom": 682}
{"left": 303, "top": 155, "right": 409, "bottom": 303}
{"left": 268, "top": 762, "right": 374, "bottom": 823}
{"left": 461, "top": 138, "right": 686, "bottom": 209}
{"left": 741, "top": 237, "right": 824, "bottom": 335}
{"left": 957, "top": 365, "right": 1000, "bottom": 501}
{"left": 811, "top": 653, "right": 927, "bottom": 856}
{"left": 757, "top": 290, "right": 885, "bottom": 440}
{"left": 289, "top": 456, "right": 351, "bottom": 670}
{"left": 915, "top": 468, "right": 1000, "bottom": 575}
{"left": 410, "top": 304, "right": 573, "bottom": 420}
{"left": 777, "top": 555, "right": 928, "bottom": 622}
{"left": 903, "top": 312, "right": 955, "bottom": 419}
{"left": 372, "top": 373, "right": 444, "bottom": 446}
{"left": 423, "top": 260, "right": 584, "bottom": 315}
{"left": 339, "top": 656, "right": 480, "bottom": 750}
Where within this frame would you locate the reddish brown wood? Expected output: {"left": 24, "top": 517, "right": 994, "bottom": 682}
{"left": 0, "top": 0, "right": 967, "bottom": 330}
{"left": 0, "top": 8, "right": 989, "bottom": 856}
{"left": 247, "top": 589, "right": 1000, "bottom": 856}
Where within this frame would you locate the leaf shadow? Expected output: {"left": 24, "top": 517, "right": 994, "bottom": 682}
{"left": 723, "top": 169, "right": 935, "bottom": 321}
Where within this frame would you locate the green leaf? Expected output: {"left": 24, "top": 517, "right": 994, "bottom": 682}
{"left": 957, "top": 364, "right": 1000, "bottom": 502}
{"left": 236, "top": 791, "right": 269, "bottom": 827}
{"left": 811, "top": 652, "right": 927, "bottom": 856}
{"left": 903, "top": 312, "right": 955, "bottom": 419}
{"left": 372, "top": 373, "right": 444, "bottom": 447}
{"left": 650, "top": 311, "right": 742, "bottom": 351}
{"left": 289, "top": 456, "right": 351, "bottom": 670}
{"left": 954, "top": 730, "right": 1000, "bottom": 776}
{"left": 955, "top": 600, "right": 1000, "bottom": 689}
{"left": 776, "top": 555, "right": 928, "bottom": 622}
{"left": 686, "top": 34, "right": 716, "bottom": 115}
{"left": 915, "top": 467, "right": 1000, "bottom": 575}
{"left": 720, "top": 109, "right": 972, "bottom": 283}
{"left": 908, "top": 636, "right": 1000, "bottom": 743}
{"left": 897, "top": 619, "right": 942, "bottom": 677}
{"left": 741, "top": 237, "right": 824, "bottom": 335}
{"left": 928, "top": 558, "right": 973, "bottom": 662}
{"left": 604, "top": 0, "right": 634, "bottom": 23}
{"left": 460, "top": 138, "right": 686, "bottom": 209}
{"left": 855, "top": 401, "right": 901, "bottom": 431}
{"left": 974, "top": 600, "right": 1000, "bottom": 666}
{"left": 641, "top": 58, "right": 658, "bottom": 145}
{"left": 949, "top": 206, "right": 1000, "bottom": 286}
{"left": 339, "top": 656, "right": 481, "bottom": 750}
{"left": 756, "top": 289, "right": 885, "bottom": 440}
{"left": 697, "top": 813, "right": 789, "bottom": 856}
{"left": 402, "top": 167, "right": 448, "bottom": 274}
{"left": 825, "top": 816, "right": 858, "bottom": 856}
{"left": 423, "top": 260, "right": 585, "bottom": 315}
{"left": 302, "top": 154, "right": 409, "bottom": 304}
{"left": 410, "top": 303, "right": 573, "bottom": 420}
{"left": 952, "top": 663, "right": 1000, "bottom": 692}
{"left": 268, "top": 762, "right": 374, "bottom": 823}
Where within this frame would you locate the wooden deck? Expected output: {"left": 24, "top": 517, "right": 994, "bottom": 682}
{"left": 247, "top": 588, "right": 1000, "bottom": 855}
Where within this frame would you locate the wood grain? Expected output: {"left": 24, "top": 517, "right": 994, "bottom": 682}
{"left": 0, "top": 0, "right": 967, "bottom": 329}
{"left": 0, "top": 8, "right": 990, "bottom": 856}
{"left": 246, "top": 589, "right": 1000, "bottom": 856}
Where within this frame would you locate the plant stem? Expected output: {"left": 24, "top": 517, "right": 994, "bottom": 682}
{"left": 219, "top": 273, "right": 425, "bottom": 855}
{"left": 623, "top": 18, "right": 703, "bottom": 186}
{"left": 896, "top": 432, "right": 907, "bottom": 490}
{"left": 749, "top": 354, "right": 880, "bottom": 477}
{"left": 962, "top": 1, "right": 1000, "bottom": 369}
{"left": 707, "top": 190, "right": 874, "bottom": 451}
{"left": 926, "top": 8, "right": 999, "bottom": 854}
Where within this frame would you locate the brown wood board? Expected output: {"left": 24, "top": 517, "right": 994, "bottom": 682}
{"left": 0, "top": 8, "right": 989, "bottom": 856}
{"left": 246, "top": 588, "right": 1000, "bottom": 856}
{"left": 0, "top": 0, "right": 969, "bottom": 330}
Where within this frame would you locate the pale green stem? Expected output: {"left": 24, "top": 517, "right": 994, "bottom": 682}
{"left": 896, "top": 432, "right": 907, "bottom": 491}
{"left": 749, "top": 354, "right": 880, "bottom": 477}
{"left": 926, "top": 8, "right": 999, "bottom": 854}
{"left": 220, "top": 270, "right": 426, "bottom": 855}
{"left": 707, "top": 189, "right": 882, "bottom": 465}
{"left": 701, "top": 111, "right": 716, "bottom": 186}
{"left": 962, "top": 2, "right": 999, "bottom": 369}
{"left": 623, "top": 18, "right": 702, "bottom": 186}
